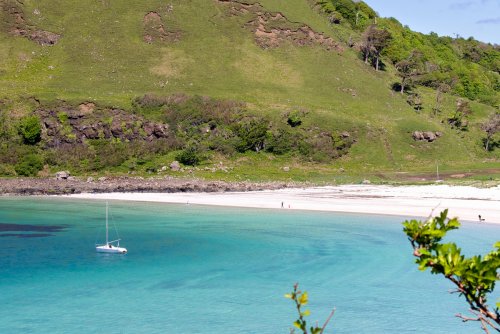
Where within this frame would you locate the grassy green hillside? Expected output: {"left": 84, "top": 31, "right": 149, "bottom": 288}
{"left": 0, "top": 0, "right": 498, "bottom": 182}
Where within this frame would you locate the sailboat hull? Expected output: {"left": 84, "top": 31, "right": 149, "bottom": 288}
{"left": 96, "top": 245, "right": 127, "bottom": 254}
{"left": 96, "top": 202, "right": 127, "bottom": 254}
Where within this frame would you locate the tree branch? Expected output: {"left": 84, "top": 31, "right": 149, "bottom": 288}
{"left": 320, "top": 308, "right": 336, "bottom": 334}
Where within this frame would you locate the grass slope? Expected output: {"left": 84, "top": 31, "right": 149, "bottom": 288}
{"left": 0, "top": 0, "right": 498, "bottom": 181}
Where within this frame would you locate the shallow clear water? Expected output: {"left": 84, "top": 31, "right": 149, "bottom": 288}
{"left": 0, "top": 197, "right": 498, "bottom": 334}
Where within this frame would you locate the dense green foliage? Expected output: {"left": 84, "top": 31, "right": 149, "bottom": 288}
{"left": 381, "top": 21, "right": 499, "bottom": 106}
{"left": 133, "top": 94, "right": 355, "bottom": 161}
{"left": 287, "top": 111, "right": 303, "bottom": 127}
{"left": 14, "top": 153, "right": 43, "bottom": 176}
{"left": 176, "top": 145, "right": 204, "bottom": 166}
{"left": 403, "top": 211, "right": 500, "bottom": 332}
{"left": 18, "top": 115, "right": 41, "bottom": 145}
{"left": 317, "top": 0, "right": 500, "bottom": 106}
{"left": 316, "top": 0, "right": 376, "bottom": 30}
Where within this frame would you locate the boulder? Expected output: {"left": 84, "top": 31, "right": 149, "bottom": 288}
{"left": 170, "top": 161, "right": 181, "bottom": 171}
{"left": 55, "top": 171, "right": 70, "bottom": 180}
{"left": 143, "top": 122, "right": 154, "bottom": 136}
{"left": 422, "top": 131, "right": 436, "bottom": 142}
{"left": 153, "top": 124, "right": 169, "bottom": 138}
{"left": 412, "top": 131, "right": 424, "bottom": 141}
{"left": 341, "top": 131, "right": 350, "bottom": 138}
{"left": 81, "top": 126, "right": 99, "bottom": 139}
{"left": 110, "top": 119, "right": 123, "bottom": 137}
{"left": 413, "top": 131, "right": 442, "bottom": 142}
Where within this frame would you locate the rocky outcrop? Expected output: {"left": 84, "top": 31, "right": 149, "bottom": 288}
{"left": 1, "top": 0, "right": 61, "bottom": 45}
{"left": 412, "top": 131, "right": 443, "bottom": 142}
{"left": 218, "top": 0, "right": 343, "bottom": 52}
{"left": 36, "top": 102, "right": 171, "bottom": 147}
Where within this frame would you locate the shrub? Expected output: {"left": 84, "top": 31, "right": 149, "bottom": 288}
{"left": 332, "top": 131, "right": 354, "bottom": 154}
{"left": 0, "top": 163, "right": 16, "bottom": 176}
{"left": 88, "top": 140, "right": 129, "bottom": 169}
{"left": 45, "top": 144, "right": 96, "bottom": 171}
{"left": 0, "top": 110, "right": 16, "bottom": 141}
{"left": 176, "top": 146, "right": 205, "bottom": 166}
{"left": 18, "top": 115, "right": 41, "bottom": 145}
{"left": 207, "top": 136, "right": 237, "bottom": 156}
{"left": 14, "top": 154, "right": 44, "bottom": 176}
{"left": 287, "top": 111, "right": 302, "bottom": 127}
{"left": 232, "top": 119, "right": 268, "bottom": 152}
{"left": 265, "top": 128, "right": 294, "bottom": 155}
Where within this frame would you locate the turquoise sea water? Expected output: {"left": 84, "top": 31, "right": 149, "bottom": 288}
{"left": 0, "top": 198, "right": 498, "bottom": 334}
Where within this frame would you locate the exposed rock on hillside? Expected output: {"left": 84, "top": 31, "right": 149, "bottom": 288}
{"left": 412, "top": 131, "right": 442, "bottom": 142}
{"left": 143, "top": 11, "right": 181, "bottom": 43}
{"left": 218, "top": 0, "right": 343, "bottom": 52}
{"left": 36, "top": 102, "right": 170, "bottom": 147}
{"left": 1, "top": 0, "right": 61, "bottom": 45}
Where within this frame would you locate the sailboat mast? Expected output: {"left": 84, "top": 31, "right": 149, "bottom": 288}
{"left": 106, "top": 202, "right": 109, "bottom": 244}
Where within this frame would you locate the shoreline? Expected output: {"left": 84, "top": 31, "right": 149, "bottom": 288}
{"left": 67, "top": 184, "right": 500, "bottom": 224}
{"left": 0, "top": 176, "right": 295, "bottom": 195}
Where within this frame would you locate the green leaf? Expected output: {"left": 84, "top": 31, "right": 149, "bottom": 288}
{"left": 284, "top": 293, "right": 292, "bottom": 299}
{"left": 301, "top": 309, "right": 311, "bottom": 317}
{"left": 402, "top": 210, "right": 500, "bottom": 331}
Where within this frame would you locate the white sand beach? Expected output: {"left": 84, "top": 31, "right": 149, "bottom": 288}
{"left": 68, "top": 184, "right": 500, "bottom": 224}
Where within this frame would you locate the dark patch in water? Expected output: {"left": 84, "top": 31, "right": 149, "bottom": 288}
{"left": 0, "top": 233, "right": 54, "bottom": 238}
{"left": 0, "top": 223, "right": 67, "bottom": 233}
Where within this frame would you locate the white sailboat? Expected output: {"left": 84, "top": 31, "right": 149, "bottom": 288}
{"left": 95, "top": 202, "right": 127, "bottom": 254}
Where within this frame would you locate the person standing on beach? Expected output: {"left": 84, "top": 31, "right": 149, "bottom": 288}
{"left": 281, "top": 202, "right": 284, "bottom": 208}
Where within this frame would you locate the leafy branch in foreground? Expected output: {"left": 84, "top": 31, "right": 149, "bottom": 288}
{"left": 285, "top": 283, "right": 335, "bottom": 334}
{"left": 403, "top": 210, "right": 500, "bottom": 333}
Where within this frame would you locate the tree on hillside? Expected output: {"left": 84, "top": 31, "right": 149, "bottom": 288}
{"left": 433, "top": 82, "right": 451, "bottom": 116}
{"left": 395, "top": 50, "right": 424, "bottom": 94}
{"left": 403, "top": 210, "right": 500, "bottom": 333}
{"left": 481, "top": 113, "right": 500, "bottom": 151}
{"left": 361, "top": 25, "right": 391, "bottom": 71}
{"left": 318, "top": 0, "right": 378, "bottom": 29}
{"left": 448, "top": 99, "right": 472, "bottom": 130}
